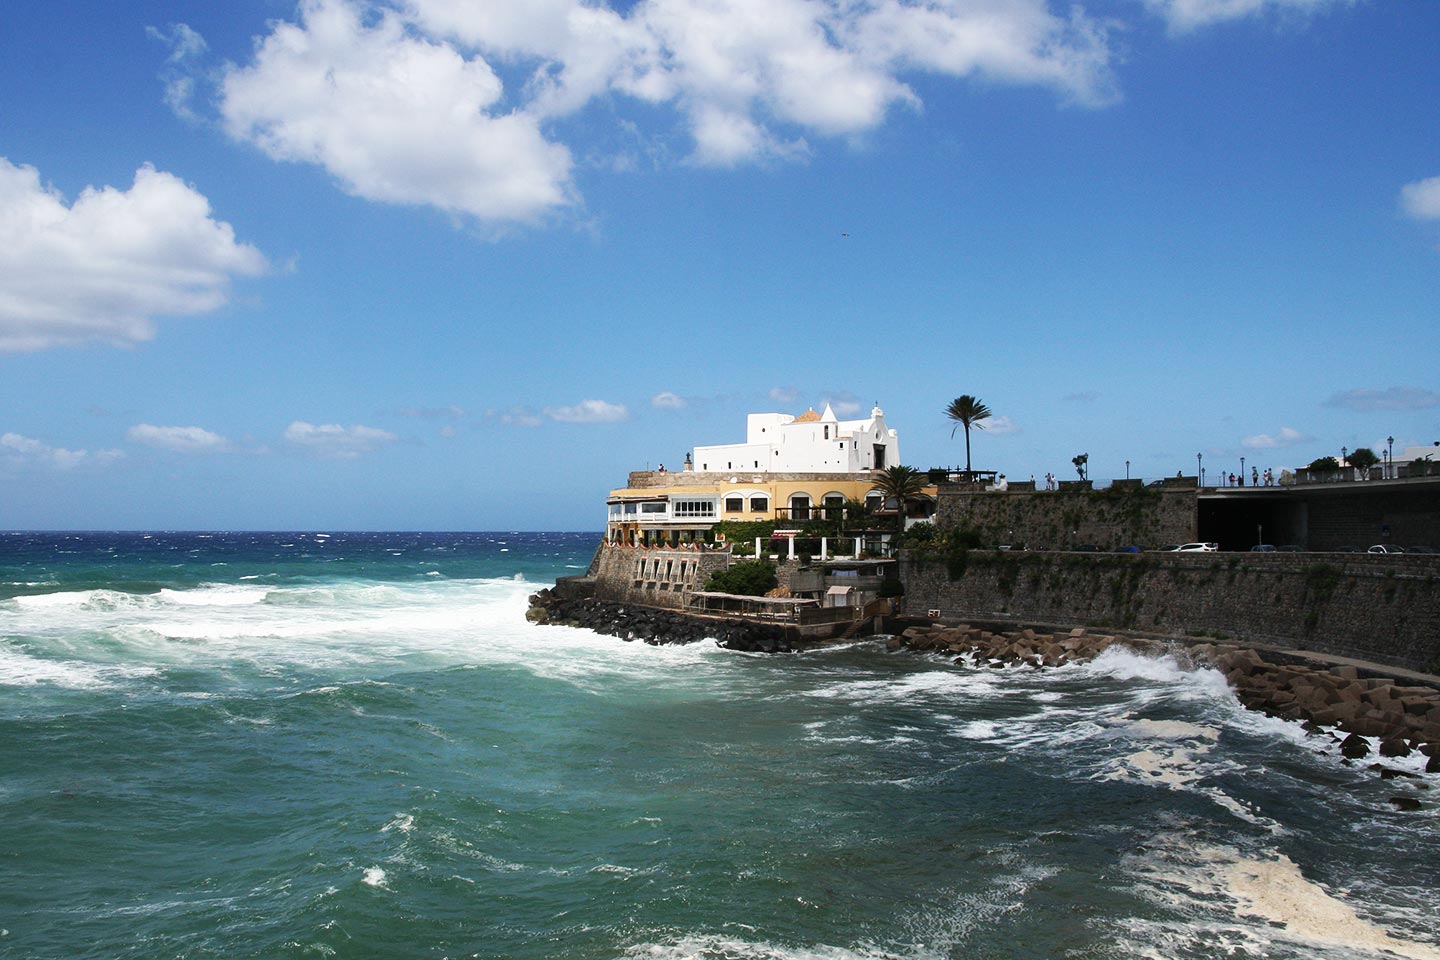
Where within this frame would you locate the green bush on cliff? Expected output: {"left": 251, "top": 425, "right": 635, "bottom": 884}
{"left": 705, "top": 560, "right": 778, "bottom": 596}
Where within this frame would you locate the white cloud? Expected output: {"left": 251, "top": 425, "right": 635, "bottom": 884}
{"left": 1327, "top": 387, "right": 1440, "bottom": 413}
{"left": 545, "top": 399, "right": 629, "bottom": 423}
{"left": 218, "top": 0, "right": 575, "bottom": 225}
{"left": 768, "top": 386, "right": 799, "bottom": 405}
{"left": 204, "top": 0, "right": 1120, "bottom": 217}
{"left": 490, "top": 406, "right": 544, "bottom": 428}
{"left": 0, "top": 159, "right": 267, "bottom": 352}
{"left": 127, "top": 423, "right": 232, "bottom": 453}
{"left": 1, "top": 432, "right": 123, "bottom": 470}
{"left": 1400, "top": 176, "right": 1440, "bottom": 221}
{"left": 1242, "top": 426, "right": 1309, "bottom": 449}
{"left": 1144, "top": 0, "right": 1354, "bottom": 33}
{"left": 984, "top": 415, "right": 1020, "bottom": 436}
{"left": 283, "top": 420, "right": 398, "bottom": 458}
{"left": 147, "top": 23, "right": 209, "bottom": 121}
{"left": 652, "top": 391, "right": 688, "bottom": 410}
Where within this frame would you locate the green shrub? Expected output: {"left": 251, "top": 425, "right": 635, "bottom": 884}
{"left": 705, "top": 560, "right": 778, "bottom": 596}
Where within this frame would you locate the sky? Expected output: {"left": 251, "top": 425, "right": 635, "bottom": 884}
{"left": 1, "top": 0, "right": 1437, "bottom": 531}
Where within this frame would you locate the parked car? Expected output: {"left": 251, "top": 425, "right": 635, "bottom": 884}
{"left": 1250, "top": 544, "right": 1276, "bottom": 552}
{"left": 1367, "top": 545, "right": 1405, "bottom": 554}
{"left": 1114, "top": 545, "right": 1141, "bottom": 553}
{"left": 1156, "top": 544, "right": 1181, "bottom": 552}
{"left": 1073, "top": 544, "right": 1101, "bottom": 552}
{"left": 1176, "top": 542, "right": 1218, "bottom": 552}
{"left": 1277, "top": 545, "right": 1303, "bottom": 552}
{"left": 1335, "top": 546, "right": 1363, "bottom": 553}
{"left": 1404, "top": 545, "right": 1436, "bottom": 554}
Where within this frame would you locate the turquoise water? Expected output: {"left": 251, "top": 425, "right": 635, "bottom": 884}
{"left": 2, "top": 532, "right": 1437, "bottom": 960}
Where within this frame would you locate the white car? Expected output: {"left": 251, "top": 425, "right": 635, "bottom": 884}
{"left": 1176, "top": 542, "right": 1218, "bottom": 552}
{"left": 1367, "top": 544, "right": 1405, "bottom": 554}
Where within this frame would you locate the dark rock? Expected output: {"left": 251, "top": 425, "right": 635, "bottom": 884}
{"left": 1379, "top": 767, "right": 1417, "bottom": 780}
{"left": 1340, "top": 733, "right": 1371, "bottom": 759}
{"left": 1379, "top": 738, "right": 1412, "bottom": 758}
{"left": 1387, "top": 797, "right": 1422, "bottom": 811}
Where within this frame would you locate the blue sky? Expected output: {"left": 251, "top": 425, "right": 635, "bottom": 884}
{"left": 1, "top": 0, "right": 1437, "bottom": 530}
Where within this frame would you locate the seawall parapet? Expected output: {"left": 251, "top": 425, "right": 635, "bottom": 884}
{"left": 899, "top": 549, "right": 1440, "bottom": 674}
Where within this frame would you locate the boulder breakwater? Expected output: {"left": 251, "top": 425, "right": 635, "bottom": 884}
{"left": 893, "top": 622, "right": 1440, "bottom": 783}
{"left": 526, "top": 587, "right": 796, "bottom": 652}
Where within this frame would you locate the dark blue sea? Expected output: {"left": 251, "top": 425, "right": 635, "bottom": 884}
{"left": 2, "top": 532, "right": 1437, "bottom": 960}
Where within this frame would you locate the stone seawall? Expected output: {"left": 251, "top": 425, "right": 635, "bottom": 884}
{"left": 588, "top": 543, "right": 732, "bottom": 609}
{"left": 899, "top": 550, "right": 1440, "bottom": 673}
{"left": 935, "top": 485, "right": 1197, "bottom": 551}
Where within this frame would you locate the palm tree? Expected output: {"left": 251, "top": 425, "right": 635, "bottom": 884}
{"left": 872, "top": 465, "right": 929, "bottom": 538}
{"left": 944, "top": 395, "right": 992, "bottom": 476}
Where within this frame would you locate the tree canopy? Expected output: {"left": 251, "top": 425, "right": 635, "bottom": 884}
{"left": 944, "top": 395, "right": 992, "bottom": 474}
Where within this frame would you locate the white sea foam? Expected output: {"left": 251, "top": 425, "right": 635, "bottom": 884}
{"left": 361, "top": 867, "right": 388, "bottom": 888}
{"left": 623, "top": 934, "right": 917, "bottom": 960}
{"left": 0, "top": 645, "right": 159, "bottom": 689}
{"left": 1129, "top": 841, "right": 1440, "bottom": 959}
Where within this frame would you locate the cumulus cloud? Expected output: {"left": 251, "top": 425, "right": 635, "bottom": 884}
{"left": 127, "top": 424, "right": 232, "bottom": 453}
{"left": 283, "top": 420, "right": 398, "bottom": 458}
{"left": 196, "top": 0, "right": 1121, "bottom": 221}
{"left": 1242, "top": 426, "right": 1310, "bottom": 449}
{"left": 1144, "top": 0, "right": 1354, "bottom": 33}
{"left": 1327, "top": 387, "right": 1440, "bottom": 413}
{"left": 1400, "top": 176, "right": 1440, "bottom": 221}
{"left": 0, "top": 159, "right": 267, "bottom": 352}
{"left": 1, "top": 432, "right": 123, "bottom": 470}
{"left": 218, "top": 0, "right": 575, "bottom": 225}
{"left": 545, "top": 399, "right": 629, "bottom": 423}
{"left": 652, "top": 391, "right": 688, "bottom": 410}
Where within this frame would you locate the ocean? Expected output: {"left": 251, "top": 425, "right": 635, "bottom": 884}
{"left": 1, "top": 531, "right": 1436, "bottom": 960}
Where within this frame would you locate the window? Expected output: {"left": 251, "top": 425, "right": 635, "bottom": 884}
{"left": 790, "top": 495, "right": 811, "bottom": 521}
{"left": 624, "top": 503, "right": 638, "bottom": 515}
{"left": 824, "top": 426, "right": 830, "bottom": 439}
{"left": 725, "top": 497, "right": 744, "bottom": 513}
{"left": 641, "top": 502, "right": 666, "bottom": 514}
{"left": 672, "top": 499, "right": 717, "bottom": 518}
{"left": 751, "top": 497, "right": 769, "bottom": 513}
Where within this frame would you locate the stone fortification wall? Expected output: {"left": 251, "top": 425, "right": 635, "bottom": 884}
{"left": 899, "top": 550, "right": 1440, "bottom": 673}
{"left": 588, "top": 542, "right": 731, "bottom": 608}
{"left": 625, "top": 470, "right": 876, "bottom": 489}
{"left": 935, "top": 485, "right": 1197, "bottom": 550}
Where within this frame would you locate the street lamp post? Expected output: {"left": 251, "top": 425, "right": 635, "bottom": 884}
{"left": 1240, "top": 456, "right": 1246, "bottom": 487}
{"left": 1197, "top": 452, "right": 1203, "bottom": 487}
{"left": 1387, "top": 436, "right": 1395, "bottom": 479}
{"left": 1126, "top": 460, "right": 1130, "bottom": 480}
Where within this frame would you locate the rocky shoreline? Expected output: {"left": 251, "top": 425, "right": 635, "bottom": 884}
{"left": 893, "top": 622, "right": 1440, "bottom": 797}
{"left": 527, "top": 589, "right": 1440, "bottom": 799}
{"left": 526, "top": 588, "right": 797, "bottom": 652}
